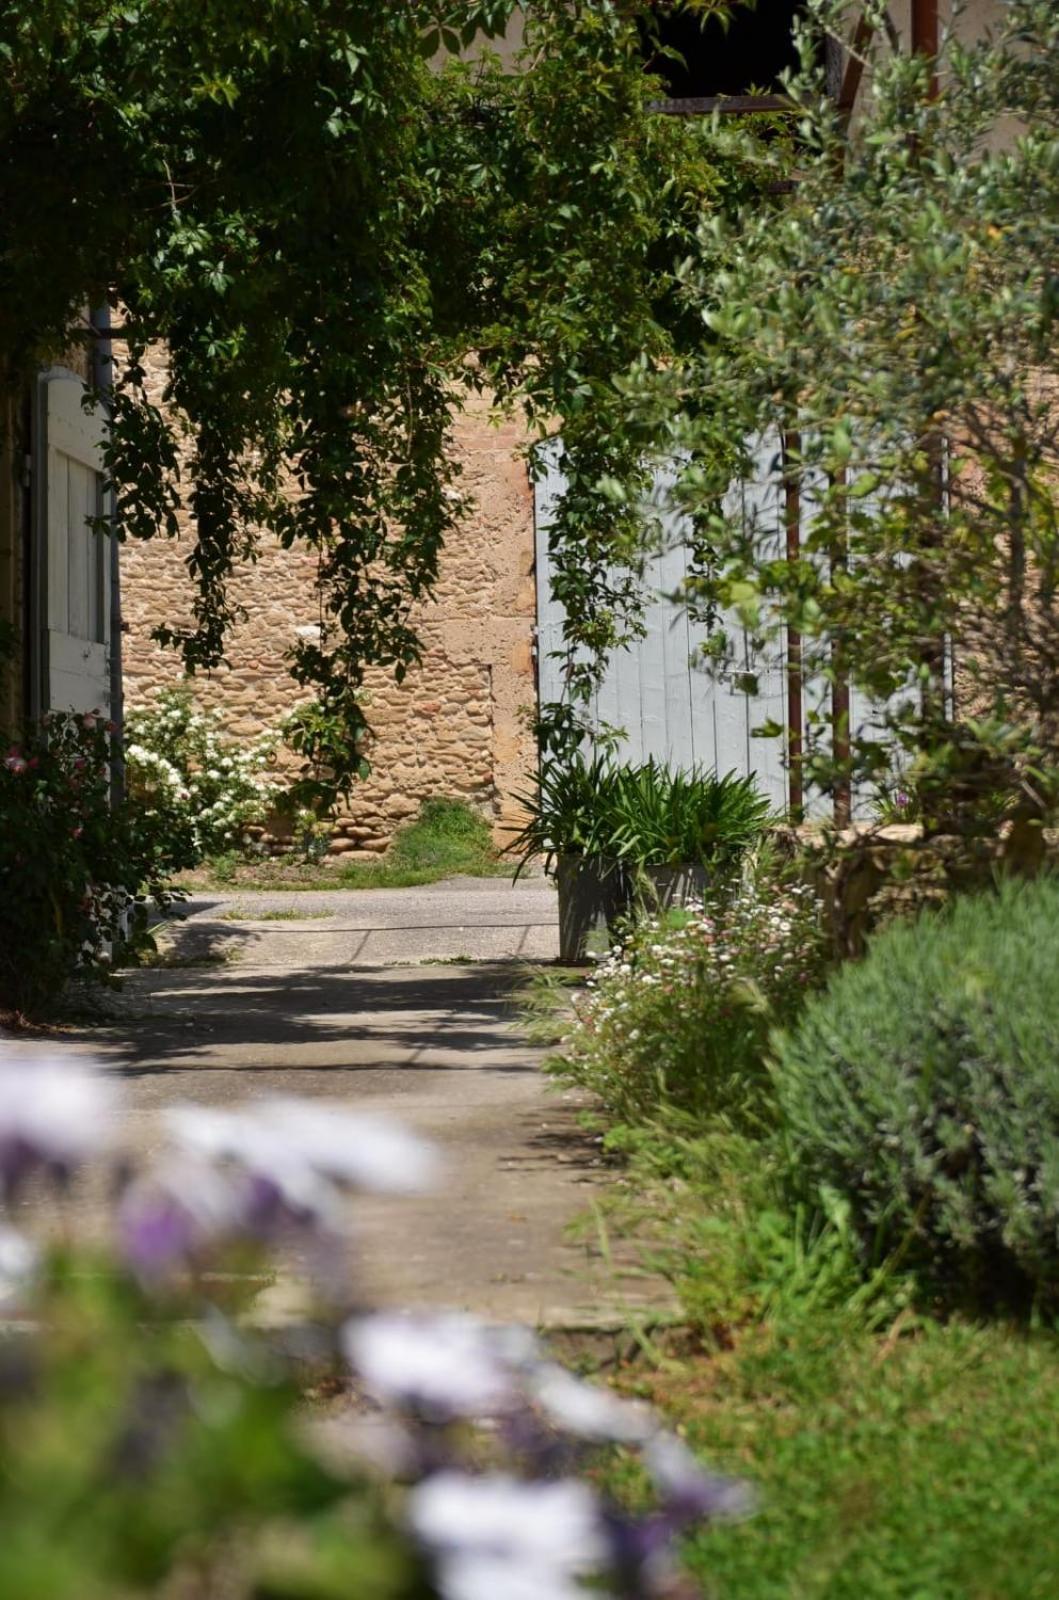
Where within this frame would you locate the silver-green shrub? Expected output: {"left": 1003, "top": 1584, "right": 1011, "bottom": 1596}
{"left": 775, "top": 876, "right": 1059, "bottom": 1304}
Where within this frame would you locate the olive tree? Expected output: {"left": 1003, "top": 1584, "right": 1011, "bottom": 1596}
{"left": 636, "top": 0, "right": 1059, "bottom": 848}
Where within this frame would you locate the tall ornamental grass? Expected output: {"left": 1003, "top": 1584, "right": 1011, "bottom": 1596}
{"left": 514, "top": 754, "right": 772, "bottom": 876}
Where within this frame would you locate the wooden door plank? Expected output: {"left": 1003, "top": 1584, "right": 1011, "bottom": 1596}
{"left": 42, "top": 369, "right": 110, "bottom": 717}
{"left": 638, "top": 552, "right": 669, "bottom": 764}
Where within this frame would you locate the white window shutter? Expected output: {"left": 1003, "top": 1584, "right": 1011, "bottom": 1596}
{"left": 40, "top": 369, "right": 110, "bottom": 718}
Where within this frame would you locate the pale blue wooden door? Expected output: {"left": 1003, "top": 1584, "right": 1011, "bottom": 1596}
{"left": 533, "top": 435, "right": 790, "bottom": 811}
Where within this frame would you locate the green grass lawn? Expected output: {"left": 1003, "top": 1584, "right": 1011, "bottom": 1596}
{"left": 585, "top": 1120, "right": 1059, "bottom": 1600}
{"left": 564, "top": 1116, "right": 1059, "bottom": 1599}
{"left": 529, "top": 887, "right": 1059, "bottom": 1599}
{"left": 611, "top": 1315, "right": 1059, "bottom": 1600}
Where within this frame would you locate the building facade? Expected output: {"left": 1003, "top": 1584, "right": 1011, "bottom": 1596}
{"left": 121, "top": 379, "right": 539, "bottom": 855}
{"left": 119, "top": 0, "right": 1005, "bottom": 851}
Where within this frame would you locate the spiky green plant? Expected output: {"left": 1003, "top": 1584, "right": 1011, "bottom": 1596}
{"left": 511, "top": 754, "right": 771, "bottom": 876}
{"left": 608, "top": 761, "right": 773, "bottom": 871}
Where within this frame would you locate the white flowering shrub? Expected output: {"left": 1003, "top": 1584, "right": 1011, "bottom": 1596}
{"left": 554, "top": 874, "right": 828, "bottom": 1127}
{"left": 125, "top": 686, "right": 281, "bottom": 866}
{"left": 0, "top": 1058, "right": 750, "bottom": 1598}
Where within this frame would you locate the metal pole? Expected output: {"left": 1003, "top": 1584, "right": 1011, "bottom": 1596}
{"left": 782, "top": 430, "right": 804, "bottom": 822}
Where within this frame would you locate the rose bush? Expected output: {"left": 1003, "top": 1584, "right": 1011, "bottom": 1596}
{"left": 0, "top": 712, "right": 179, "bottom": 1015}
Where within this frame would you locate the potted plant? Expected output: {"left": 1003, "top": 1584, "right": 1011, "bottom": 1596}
{"left": 608, "top": 761, "right": 773, "bottom": 910}
{"left": 512, "top": 755, "right": 773, "bottom": 960}
{"left": 511, "top": 752, "right": 630, "bottom": 962}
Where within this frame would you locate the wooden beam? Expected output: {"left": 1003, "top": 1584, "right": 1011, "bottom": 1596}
{"left": 911, "top": 0, "right": 939, "bottom": 96}
{"left": 837, "top": 12, "right": 877, "bottom": 119}
{"left": 910, "top": 0, "right": 939, "bottom": 61}
{"left": 650, "top": 94, "right": 796, "bottom": 118}
{"left": 830, "top": 466, "right": 852, "bottom": 828}
{"left": 782, "top": 430, "right": 804, "bottom": 822}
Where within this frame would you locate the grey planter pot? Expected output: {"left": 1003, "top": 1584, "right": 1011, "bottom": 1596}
{"left": 556, "top": 855, "right": 629, "bottom": 964}
{"left": 637, "top": 863, "right": 710, "bottom": 912}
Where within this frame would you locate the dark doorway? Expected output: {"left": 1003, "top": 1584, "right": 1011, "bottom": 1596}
{"left": 640, "top": 1, "right": 804, "bottom": 99}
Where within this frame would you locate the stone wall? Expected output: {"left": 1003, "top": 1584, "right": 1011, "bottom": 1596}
{"left": 788, "top": 817, "right": 1059, "bottom": 962}
{"left": 120, "top": 360, "right": 539, "bottom": 857}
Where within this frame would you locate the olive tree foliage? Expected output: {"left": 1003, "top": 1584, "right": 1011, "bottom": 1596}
{"left": 0, "top": 0, "right": 743, "bottom": 797}
{"left": 633, "top": 0, "right": 1059, "bottom": 842}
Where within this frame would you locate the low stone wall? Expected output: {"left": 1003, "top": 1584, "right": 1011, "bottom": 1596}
{"left": 789, "top": 819, "right": 1058, "bottom": 958}
{"left": 121, "top": 364, "right": 539, "bottom": 857}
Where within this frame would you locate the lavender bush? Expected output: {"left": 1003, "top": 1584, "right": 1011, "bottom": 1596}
{"left": 0, "top": 1057, "right": 750, "bottom": 1599}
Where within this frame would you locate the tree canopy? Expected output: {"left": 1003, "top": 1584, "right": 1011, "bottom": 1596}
{"left": 0, "top": 0, "right": 743, "bottom": 796}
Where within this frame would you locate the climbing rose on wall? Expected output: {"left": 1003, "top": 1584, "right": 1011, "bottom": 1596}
{"left": 125, "top": 685, "right": 281, "bottom": 865}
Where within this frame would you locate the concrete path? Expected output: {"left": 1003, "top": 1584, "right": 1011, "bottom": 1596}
{"left": 154, "top": 877, "right": 561, "bottom": 968}
{"left": 0, "top": 879, "right": 674, "bottom": 1332}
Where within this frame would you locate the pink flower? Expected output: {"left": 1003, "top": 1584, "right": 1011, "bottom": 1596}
{"left": 3, "top": 749, "right": 26, "bottom": 774}
{"left": 81, "top": 713, "right": 98, "bottom": 731}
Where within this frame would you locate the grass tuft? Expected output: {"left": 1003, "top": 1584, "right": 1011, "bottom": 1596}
{"left": 610, "top": 1316, "right": 1059, "bottom": 1600}
{"left": 337, "top": 798, "right": 508, "bottom": 889}
{"left": 188, "top": 798, "right": 510, "bottom": 892}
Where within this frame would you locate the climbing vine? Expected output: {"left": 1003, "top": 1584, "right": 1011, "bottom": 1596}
{"left": 0, "top": 0, "right": 754, "bottom": 793}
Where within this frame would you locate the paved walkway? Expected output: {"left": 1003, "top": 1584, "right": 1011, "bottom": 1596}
{"left": 1, "top": 879, "right": 674, "bottom": 1331}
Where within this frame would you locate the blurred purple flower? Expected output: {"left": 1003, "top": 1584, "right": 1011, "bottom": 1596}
{"left": 644, "top": 1432, "right": 755, "bottom": 1524}
{"left": 529, "top": 1362, "right": 655, "bottom": 1445}
{"left": 163, "top": 1097, "right": 439, "bottom": 1208}
{"left": 117, "top": 1141, "right": 352, "bottom": 1280}
{"left": 344, "top": 1312, "right": 530, "bottom": 1420}
{"left": 434, "top": 1552, "right": 595, "bottom": 1600}
{"left": 255, "top": 1098, "right": 441, "bottom": 1194}
{"left": 163, "top": 1105, "right": 341, "bottom": 1222}
{"left": 0, "top": 1057, "right": 116, "bottom": 1196}
{"left": 117, "top": 1159, "right": 250, "bottom": 1277}
{"left": 409, "top": 1472, "right": 611, "bottom": 1599}
{"left": 0, "top": 1224, "right": 39, "bottom": 1311}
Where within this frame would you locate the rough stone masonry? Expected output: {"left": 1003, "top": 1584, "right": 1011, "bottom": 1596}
{"left": 121, "top": 355, "right": 539, "bottom": 858}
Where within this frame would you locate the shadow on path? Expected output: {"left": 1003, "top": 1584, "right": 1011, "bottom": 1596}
{"left": 96, "top": 960, "right": 554, "bottom": 1081}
